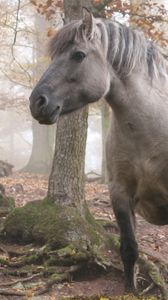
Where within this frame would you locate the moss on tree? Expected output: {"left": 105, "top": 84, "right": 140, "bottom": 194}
{"left": 3, "top": 199, "right": 108, "bottom": 252}
{"left": 0, "top": 199, "right": 167, "bottom": 298}
{"left": 0, "top": 194, "right": 15, "bottom": 209}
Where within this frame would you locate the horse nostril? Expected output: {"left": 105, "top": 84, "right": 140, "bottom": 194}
{"left": 37, "top": 95, "right": 48, "bottom": 109}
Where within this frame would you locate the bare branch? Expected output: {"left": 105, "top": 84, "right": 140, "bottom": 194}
{"left": 13, "top": 0, "right": 21, "bottom": 46}
{"left": 8, "top": 0, "right": 32, "bottom": 85}
{"left": 1, "top": 70, "right": 32, "bottom": 89}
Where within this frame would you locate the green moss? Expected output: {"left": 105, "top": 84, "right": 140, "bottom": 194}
{"left": 0, "top": 257, "right": 9, "bottom": 265}
{"left": 0, "top": 194, "right": 15, "bottom": 209}
{"left": 3, "top": 199, "right": 107, "bottom": 253}
{"left": 49, "top": 272, "right": 70, "bottom": 283}
{"left": 109, "top": 234, "right": 120, "bottom": 251}
{"left": 84, "top": 202, "right": 108, "bottom": 247}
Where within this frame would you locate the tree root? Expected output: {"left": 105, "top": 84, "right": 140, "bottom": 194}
{"left": 0, "top": 272, "right": 70, "bottom": 297}
{"left": 32, "top": 272, "right": 71, "bottom": 296}
{"left": 0, "top": 244, "right": 90, "bottom": 297}
{"left": 0, "top": 233, "right": 167, "bottom": 298}
{"left": 0, "top": 273, "right": 42, "bottom": 288}
{"left": 139, "top": 253, "right": 168, "bottom": 299}
{"left": 0, "top": 288, "right": 25, "bottom": 296}
{"left": 0, "top": 243, "right": 167, "bottom": 299}
{"left": 140, "top": 283, "right": 155, "bottom": 295}
{"left": 95, "top": 230, "right": 168, "bottom": 299}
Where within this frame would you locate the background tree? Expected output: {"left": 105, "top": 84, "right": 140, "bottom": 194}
{"left": 1, "top": 0, "right": 168, "bottom": 297}
{"left": 1, "top": 0, "right": 167, "bottom": 176}
{"left": 100, "top": 101, "right": 110, "bottom": 183}
{"left": 24, "top": 119, "right": 55, "bottom": 173}
{"left": 0, "top": 0, "right": 57, "bottom": 173}
{"left": 3, "top": 1, "right": 115, "bottom": 296}
{"left": 23, "top": 14, "right": 55, "bottom": 174}
{"left": 48, "top": 0, "right": 91, "bottom": 211}
{"left": 21, "top": 11, "right": 57, "bottom": 174}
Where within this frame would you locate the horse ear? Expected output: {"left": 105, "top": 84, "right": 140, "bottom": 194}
{"left": 82, "top": 7, "right": 95, "bottom": 40}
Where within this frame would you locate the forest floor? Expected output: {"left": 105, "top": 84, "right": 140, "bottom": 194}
{"left": 0, "top": 172, "right": 168, "bottom": 300}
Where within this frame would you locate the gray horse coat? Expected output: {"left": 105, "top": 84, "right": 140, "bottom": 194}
{"left": 30, "top": 9, "right": 168, "bottom": 293}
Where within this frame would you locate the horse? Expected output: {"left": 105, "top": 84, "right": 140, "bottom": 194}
{"left": 29, "top": 8, "right": 168, "bottom": 293}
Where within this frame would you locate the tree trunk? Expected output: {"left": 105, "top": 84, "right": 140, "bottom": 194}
{"left": 2, "top": 2, "right": 168, "bottom": 298}
{"left": 48, "top": 111, "right": 88, "bottom": 214}
{"left": 64, "top": 0, "right": 92, "bottom": 23}
{"left": 101, "top": 101, "right": 110, "bottom": 183}
{"left": 48, "top": 0, "right": 92, "bottom": 214}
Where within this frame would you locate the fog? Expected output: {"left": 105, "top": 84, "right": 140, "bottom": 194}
{"left": 0, "top": 0, "right": 167, "bottom": 177}
{"left": 0, "top": 110, "right": 102, "bottom": 175}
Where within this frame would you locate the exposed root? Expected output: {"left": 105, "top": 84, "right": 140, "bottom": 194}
{"left": 0, "top": 272, "right": 70, "bottom": 297}
{"left": 0, "top": 288, "right": 25, "bottom": 296}
{"left": 101, "top": 232, "right": 168, "bottom": 298}
{"left": 0, "top": 235, "right": 167, "bottom": 298}
{"left": 0, "top": 273, "right": 42, "bottom": 288}
{"left": 0, "top": 243, "right": 167, "bottom": 298}
{"left": 140, "top": 282, "right": 155, "bottom": 295}
{"left": 139, "top": 253, "right": 168, "bottom": 299}
{"left": 0, "top": 244, "right": 91, "bottom": 297}
{"left": 34, "top": 272, "right": 70, "bottom": 296}
{"left": 0, "top": 244, "right": 9, "bottom": 256}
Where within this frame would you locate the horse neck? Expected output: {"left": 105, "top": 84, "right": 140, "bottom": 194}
{"left": 104, "top": 20, "right": 148, "bottom": 78}
{"left": 102, "top": 20, "right": 168, "bottom": 112}
{"left": 103, "top": 19, "right": 168, "bottom": 81}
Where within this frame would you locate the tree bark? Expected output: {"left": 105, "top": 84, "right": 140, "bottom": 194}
{"left": 64, "top": 0, "right": 92, "bottom": 23}
{"left": 48, "top": 111, "right": 88, "bottom": 214}
{"left": 101, "top": 101, "right": 110, "bottom": 183}
{"left": 48, "top": 0, "right": 92, "bottom": 215}
{"left": 2, "top": 3, "right": 168, "bottom": 298}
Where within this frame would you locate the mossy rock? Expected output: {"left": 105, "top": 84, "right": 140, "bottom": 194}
{"left": 3, "top": 199, "right": 106, "bottom": 251}
{"left": 0, "top": 194, "right": 15, "bottom": 209}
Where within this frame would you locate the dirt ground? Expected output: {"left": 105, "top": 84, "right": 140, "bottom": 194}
{"left": 0, "top": 172, "right": 168, "bottom": 300}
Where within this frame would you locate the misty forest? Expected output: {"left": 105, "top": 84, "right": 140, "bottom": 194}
{"left": 0, "top": 0, "right": 168, "bottom": 299}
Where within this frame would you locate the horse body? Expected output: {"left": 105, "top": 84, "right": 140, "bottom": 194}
{"left": 106, "top": 71, "right": 168, "bottom": 226}
{"left": 105, "top": 66, "right": 168, "bottom": 290}
{"left": 106, "top": 77, "right": 168, "bottom": 225}
{"left": 29, "top": 9, "right": 168, "bottom": 293}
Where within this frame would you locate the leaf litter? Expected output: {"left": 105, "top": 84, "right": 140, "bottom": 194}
{"left": 0, "top": 172, "right": 167, "bottom": 299}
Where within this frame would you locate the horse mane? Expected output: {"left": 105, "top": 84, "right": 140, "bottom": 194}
{"left": 49, "top": 18, "right": 168, "bottom": 79}
{"left": 105, "top": 20, "right": 168, "bottom": 79}
{"left": 49, "top": 21, "right": 80, "bottom": 58}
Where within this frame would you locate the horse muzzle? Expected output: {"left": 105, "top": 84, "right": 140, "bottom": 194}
{"left": 29, "top": 92, "right": 61, "bottom": 125}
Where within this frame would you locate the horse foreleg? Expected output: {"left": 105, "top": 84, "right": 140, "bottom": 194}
{"left": 111, "top": 188, "right": 138, "bottom": 293}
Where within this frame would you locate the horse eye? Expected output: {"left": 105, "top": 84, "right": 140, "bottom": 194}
{"left": 71, "top": 51, "right": 86, "bottom": 62}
